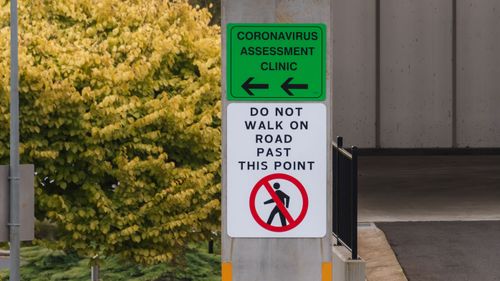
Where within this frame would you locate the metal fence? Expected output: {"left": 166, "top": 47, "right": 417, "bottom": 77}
{"left": 332, "top": 136, "right": 358, "bottom": 260}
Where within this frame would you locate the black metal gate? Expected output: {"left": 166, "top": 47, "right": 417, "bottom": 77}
{"left": 332, "top": 136, "right": 358, "bottom": 259}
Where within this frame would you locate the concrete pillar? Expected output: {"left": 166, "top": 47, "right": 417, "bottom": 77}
{"left": 222, "top": 1, "right": 332, "bottom": 280}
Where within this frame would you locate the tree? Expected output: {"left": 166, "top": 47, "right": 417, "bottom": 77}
{"left": 0, "top": 0, "right": 221, "bottom": 264}
{"left": 189, "top": 0, "right": 221, "bottom": 25}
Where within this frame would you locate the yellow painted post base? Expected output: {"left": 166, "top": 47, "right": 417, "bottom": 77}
{"left": 222, "top": 262, "right": 232, "bottom": 281}
{"left": 322, "top": 262, "right": 333, "bottom": 281}
{"left": 222, "top": 261, "right": 331, "bottom": 281}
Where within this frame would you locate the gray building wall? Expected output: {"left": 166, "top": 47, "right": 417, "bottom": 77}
{"left": 457, "top": 0, "right": 500, "bottom": 148}
{"left": 332, "top": 0, "right": 500, "bottom": 148}
{"left": 380, "top": 0, "right": 453, "bottom": 148}
{"left": 332, "top": 0, "right": 376, "bottom": 148}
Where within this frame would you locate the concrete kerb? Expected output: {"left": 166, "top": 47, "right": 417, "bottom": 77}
{"left": 358, "top": 223, "right": 407, "bottom": 281}
{"left": 0, "top": 250, "right": 9, "bottom": 257}
{"left": 332, "top": 222, "right": 408, "bottom": 281}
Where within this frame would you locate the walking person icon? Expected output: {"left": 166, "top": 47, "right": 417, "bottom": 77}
{"left": 249, "top": 173, "right": 309, "bottom": 232}
{"left": 264, "top": 183, "right": 290, "bottom": 226}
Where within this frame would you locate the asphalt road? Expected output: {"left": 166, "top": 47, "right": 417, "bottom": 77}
{"left": 378, "top": 221, "right": 500, "bottom": 281}
{"left": 359, "top": 155, "right": 500, "bottom": 222}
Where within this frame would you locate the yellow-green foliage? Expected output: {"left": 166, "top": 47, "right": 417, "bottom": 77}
{"left": 0, "top": 0, "right": 221, "bottom": 264}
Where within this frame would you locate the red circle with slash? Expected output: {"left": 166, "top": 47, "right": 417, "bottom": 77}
{"left": 249, "top": 173, "right": 309, "bottom": 232}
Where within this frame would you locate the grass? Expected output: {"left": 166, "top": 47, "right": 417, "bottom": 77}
{"left": 0, "top": 244, "right": 221, "bottom": 281}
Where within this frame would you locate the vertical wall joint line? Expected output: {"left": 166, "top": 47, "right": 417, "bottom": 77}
{"left": 452, "top": 0, "right": 458, "bottom": 148}
{"left": 375, "top": 0, "right": 381, "bottom": 148}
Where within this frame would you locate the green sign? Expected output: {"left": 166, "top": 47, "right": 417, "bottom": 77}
{"left": 227, "top": 23, "right": 326, "bottom": 101}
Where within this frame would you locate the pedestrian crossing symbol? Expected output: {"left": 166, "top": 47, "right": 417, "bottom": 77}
{"left": 249, "top": 173, "right": 308, "bottom": 232}
{"left": 227, "top": 103, "right": 326, "bottom": 238}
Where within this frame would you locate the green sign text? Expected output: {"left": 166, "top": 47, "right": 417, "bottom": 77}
{"left": 227, "top": 23, "right": 326, "bottom": 101}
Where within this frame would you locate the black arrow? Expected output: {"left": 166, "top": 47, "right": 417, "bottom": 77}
{"left": 242, "top": 77, "right": 269, "bottom": 96}
{"left": 281, "top": 77, "right": 308, "bottom": 96}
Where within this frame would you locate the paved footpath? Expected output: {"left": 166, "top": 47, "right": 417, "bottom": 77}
{"left": 359, "top": 224, "right": 407, "bottom": 281}
{"left": 378, "top": 221, "right": 500, "bottom": 281}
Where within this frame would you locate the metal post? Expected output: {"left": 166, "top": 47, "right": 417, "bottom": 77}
{"left": 351, "top": 146, "right": 358, "bottom": 260}
{"left": 9, "top": 0, "right": 21, "bottom": 279}
{"left": 208, "top": 239, "right": 214, "bottom": 254}
{"left": 337, "top": 136, "right": 343, "bottom": 148}
{"left": 332, "top": 140, "right": 337, "bottom": 244}
{"left": 91, "top": 255, "right": 100, "bottom": 281}
{"left": 335, "top": 136, "right": 343, "bottom": 245}
{"left": 91, "top": 265, "right": 100, "bottom": 281}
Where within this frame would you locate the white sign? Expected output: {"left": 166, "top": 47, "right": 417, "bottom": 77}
{"left": 227, "top": 103, "right": 326, "bottom": 237}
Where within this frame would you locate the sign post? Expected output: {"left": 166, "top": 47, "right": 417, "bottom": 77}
{"left": 222, "top": 2, "right": 332, "bottom": 280}
{"left": 9, "top": 0, "right": 21, "bottom": 280}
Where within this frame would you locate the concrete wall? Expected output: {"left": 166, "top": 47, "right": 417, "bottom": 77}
{"left": 332, "top": 0, "right": 376, "bottom": 148}
{"left": 332, "top": 0, "right": 500, "bottom": 148}
{"left": 380, "top": 0, "right": 453, "bottom": 148}
{"left": 457, "top": 0, "right": 500, "bottom": 148}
